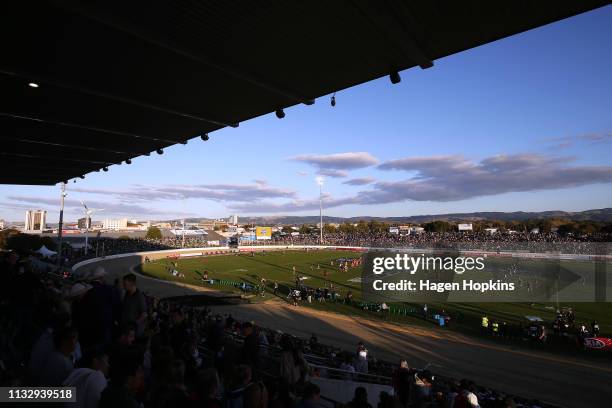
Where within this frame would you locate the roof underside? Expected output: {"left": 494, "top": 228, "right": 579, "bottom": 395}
{"left": 2, "top": 0, "right": 609, "bottom": 185}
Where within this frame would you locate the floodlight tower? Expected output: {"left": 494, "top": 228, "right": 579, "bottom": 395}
{"left": 181, "top": 219, "right": 186, "bottom": 248}
{"left": 80, "top": 201, "right": 104, "bottom": 254}
{"left": 316, "top": 176, "right": 324, "bottom": 244}
{"left": 56, "top": 182, "right": 66, "bottom": 269}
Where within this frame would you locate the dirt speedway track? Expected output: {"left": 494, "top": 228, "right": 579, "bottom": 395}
{"left": 75, "top": 255, "right": 612, "bottom": 408}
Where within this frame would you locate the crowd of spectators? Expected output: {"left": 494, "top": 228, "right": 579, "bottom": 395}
{"left": 267, "top": 231, "right": 611, "bottom": 254}
{"left": 1, "top": 249, "right": 557, "bottom": 408}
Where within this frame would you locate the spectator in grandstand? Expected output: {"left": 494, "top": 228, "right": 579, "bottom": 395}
{"left": 85, "top": 266, "right": 121, "bottom": 346}
{"left": 280, "top": 334, "right": 308, "bottom": 386}
{"left": 207, "top": 315, "right": 226, "bottom": 361}
{"left": 393, "top": 363, "right": 414, "bottom": 408}
{"left": 72, "top": 278, "right": 111, "bottom": 349}
{"left": 347, "top": 386, "right": 373, "bottom": 408}
{"left": 38, "top": 326, "right": 79, "bottom": 386}
{"left": 453, "top": 380, "right": 480, "bottom": 408}
{"left": 355, "top": 342, "right": 369, "bottom": 373}
{"left": 169, "top": 308, "right": 190, "bottom": 356}
{"left": 410, "top": 370, "right": 434, "bottom": 407}
{"left": 309, "top": 333, "right": 318, "bottom": 347}
{"left": 150, "top": 358, "right": 191, "bottom": 408}
{"left": 121, "top": 273, "right": 148, "bottom": 337}
{"left": 269, "top": 378, "right": 296, "bottom": 408}
{"left": 191, "top": 368, "right": 222, "bottom": 408}
{"left": 244, "top": 377, "right": 269, "bottom": 408}
{"left": 62, "top": 347, "right": 109, "bottom": 408}
{"left": 182, "top": 335, "right": 204, "bottom": 382}
{"left": 226, "top": 365, "right": 259, "bottom": 408}
{"left": 339, "top": 355, "right": 357, "bottom": 380}
{"left": 240, "top": 322, "right": 260, "bottom": 370}
{"left": 226, "top": 313, "right": 235, "bottom": 329}
{"left": 99, "top": 349, "right": 144, "bottom": 408}
{"left": 115, "top": 323, "right": 136, "bottom": 350}
{"left": 295, "top": 382, "right": 320, "bottom": 408}
{"left": 27, "top": 312, "right": 71, "bottom": 385}
{"left": 375, "top": 392, "right": 388, "bottom": 408}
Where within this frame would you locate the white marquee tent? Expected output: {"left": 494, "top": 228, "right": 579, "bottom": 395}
{"left": 36, "top": 245, "right": 57, "bottom": 258}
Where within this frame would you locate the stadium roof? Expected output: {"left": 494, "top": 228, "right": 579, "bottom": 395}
{"left": 2, "top": 1, "right": 609, "bottom": 185}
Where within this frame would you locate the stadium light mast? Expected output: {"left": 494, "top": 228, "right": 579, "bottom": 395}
{"left": 316, "top": 176, "right": 324, "bottom": 244}
{"left": 80, "top": 201, "right": 104, "bottom": 254}
{"left": 181, "top": 219, "right": 186, "bottom": 248}
{"left": 56, "top": 182, "right": 66, "bottom": 270}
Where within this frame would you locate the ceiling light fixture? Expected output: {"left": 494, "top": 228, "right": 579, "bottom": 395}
{"left": 389, "top": 70, "right": 401, "bottom": 84}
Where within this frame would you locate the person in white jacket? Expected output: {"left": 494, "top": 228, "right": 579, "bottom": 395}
{"left": 63, "top": 348, "right": 109, "bottom": 408}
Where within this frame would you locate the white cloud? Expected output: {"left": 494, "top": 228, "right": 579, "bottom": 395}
{"left": 317, "top": 169, "right": 348, "bottom": 178}
{"left": 371, "top": 153, "right": 612, "bottom": 202}
{"left": 6, "top": 196, "right": 191, "bottom": 217}
{"left": 70, "top": 182, "right": 297, "bottom": 203}
{"left": 290, "top": 152, "right": 379, "bottom": 170}
{"left": 343, "top": 177, "right": 376, "bottom": 186}
{"left": 542, "top": 132, "right": 612, "bottom": 149}
{"left": 230, "top": 194, "right": 359, "bottom": 213}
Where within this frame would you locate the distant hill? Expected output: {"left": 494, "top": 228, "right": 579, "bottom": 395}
{"left": 174, "top": 208, "right": 612, "bottom": 225}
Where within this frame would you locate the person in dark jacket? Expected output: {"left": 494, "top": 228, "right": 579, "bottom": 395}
{"left": 240, "top": 322, "right": 260, "bottom": 370}
{"left": 99, "top": 349, "right": 144, "bottom": 408}
{"left": 121, "top": 273, "right": 147, "bottom": 337}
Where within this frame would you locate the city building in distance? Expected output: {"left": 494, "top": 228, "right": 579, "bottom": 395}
{"left": 102, "top": 218, "right": 128, "bottom": 230}
{"left": 24, "top": 210, "right": 46, "bottom": 233}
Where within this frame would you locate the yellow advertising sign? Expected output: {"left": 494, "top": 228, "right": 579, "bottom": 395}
{"left": 255, "top": 226, "right": 272, "bottom": 240}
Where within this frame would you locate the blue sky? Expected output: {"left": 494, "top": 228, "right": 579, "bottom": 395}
{"left": 2, "top": 6, "right": 611, "bottom": 222}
